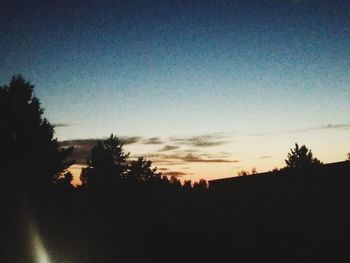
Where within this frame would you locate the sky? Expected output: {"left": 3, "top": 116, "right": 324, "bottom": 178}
{"left": 1, "top": 0, "right": 349, "bottom": 182}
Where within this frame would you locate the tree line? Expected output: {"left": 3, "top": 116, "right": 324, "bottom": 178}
{"left": 2, "top": 75, "right": 350, "bottom": 263}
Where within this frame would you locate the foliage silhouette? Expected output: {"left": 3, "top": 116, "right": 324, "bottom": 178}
{"left": 80, "top": 134, "right": 129, "bottom": 187}
{"left": 0, "top": 75, "right": 73, "bottom": 187}
{"left": 127, "top": 157, "right": 158, "bottom": 183}
{"left": 54, "top": 171, "right": 75, "bottom": 191}
{"left": 285, "top": 143, "right": 322, "bottom": 170}
{"left": 237, "top": 167, "right": 258, "bottom": 176}
{"left": 193, "top": 179, "right": 208, "bottom": 191}
{"left": 183, "top": 180, "right": 192, "bottom": 191}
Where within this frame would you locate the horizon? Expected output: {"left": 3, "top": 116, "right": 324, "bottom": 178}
{"left": 62, "top": 126, "right": 350, "bottom": 185}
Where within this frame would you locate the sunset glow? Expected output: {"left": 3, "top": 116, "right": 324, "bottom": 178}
{"left": 1, "top": 0, "right": 349, "bottom": 182}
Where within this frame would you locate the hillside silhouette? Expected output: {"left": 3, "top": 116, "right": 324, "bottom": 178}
{"left": 1, "top": 76, "right": 350, "bottom": 263}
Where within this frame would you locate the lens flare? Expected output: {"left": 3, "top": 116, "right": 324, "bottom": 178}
{"left": 29, "top": 223, "right": 51, "bottom": 263}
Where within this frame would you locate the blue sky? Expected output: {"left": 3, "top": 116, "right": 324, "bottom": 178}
{"left": 1, "top": 0, "right": 349, "bottom": 180}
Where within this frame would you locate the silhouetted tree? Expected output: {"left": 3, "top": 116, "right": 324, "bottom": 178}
{"left": 169, "top": 176, "right": 182, "bottom": 189}
{"left": 193, "top": 179, "right": 208, "bottom": 191}
{"left": 183, "top": 180, "right": 192, "bottom": 191}
{"left": 54, "top": 172, "right": 74, "bottom": 190}
{"left": 285, "top": 143, "right": 322, "bottom": 170}
{"left": 80, "top": 134, "right": 128, "bottom": 187}
{"left": 237, "top": 169, "right": 249, "bottom": 176}
{"left": 127, "top": 157, "right": 158, "bottom": 183}
{"left": 347, "top": 153, "right": 350, "bottom": 161}
{"left": 270, "top": 167, "right": 280, "bottom": 175}
{"left": 237, "top": 167, "right": 257, "bottom": 176}
{"left": 0, "top": 75, "right": 73, "bottom": 187}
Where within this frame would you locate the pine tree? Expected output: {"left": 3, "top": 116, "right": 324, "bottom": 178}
{"left": 0, "top": 75, "right": 73, "bottom": 187}
{"left": 285, "top": 143, "right": 322, "bottom": 170}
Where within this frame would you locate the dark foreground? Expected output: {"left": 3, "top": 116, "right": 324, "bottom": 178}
{"left": 2, "top": 167, "right": 350, "bottom": 263}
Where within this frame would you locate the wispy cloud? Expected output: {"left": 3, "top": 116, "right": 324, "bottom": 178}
{"left": 170, "top": 134, "right": 231, "bottom": 147}
{"left": 53, "top": 123, "right": 73, "bottom": 127}
{"left": 59, "top": 133, "right": 239, "bottom": 166}
{"left": 162, "top": 171, "right": 187, "bottom": 177}
{"left": 136, "top": 153, "right": 161, "bottom": 159}
{"left": 248, "top": 122, "right": 350, "bottom": 137}
{"left": 180, "top": 149, "right": 200, "bottom": 153}
{"left": 120, "top": 136, "right": 142, "bottom": 145}
{"left": 60, "top": 136, "right": 142, "bottom": 164}
{"left": 260, "top": 156, "right": 272, "bottom": 159}
{"left": 60, "top": 139, "right": 96, "bottom": 147}
{"left": 181, "top": 153, "right": 239, "bottom": 163}
{"left": 142, "top": 137, "right": 164, "bottom": 145}
{"left": 61, "top": 136, "right": 141, "bottom": 146}
{"left": 325, "top": 123, "right": 350, "bottom": 129}
{"left": 159, "top": 145, "right": 180, "bottom": 152}
{"left": 150, "top": 153, "right": 239, "bottom": 164}
{"left": 288, "top": 123, "right": 350, "bottom": 133}
{"left": 151, "top": 161, "right": 185, "bottom": 166}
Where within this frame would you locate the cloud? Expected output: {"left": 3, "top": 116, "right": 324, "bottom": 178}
{"left": 260, "top": 156, "right": 272, "bottom": 159}
{"left": 288, "top": 123, "right": 350, "bottom": 133}
{"left": 59, "top": 136, "right": 141, "bottom": 164}
{"left": 133, "top": 153, "right": 161, "bottom": 159}
{"left": 53, "top": 123, "right": 73, "bottom": 127}
{"left": 142, "top": 137, "right": 164, "bottom": 145}
{"left": 59, "top": 139, "right": 96, "bottom": 147}
{"left": 61, "top": 136, "right": 141, "bottom": 146}
{"left": 181, "top": 153, "right": 239, "bottom": 163}
{"left": 180, "top": 149, "right": 200, "bottom": 153}
{"left": 154, "top": 162, "right": 185, "bottom": 166}
{"left": 326, "top": 123, "right": 350, "bottom": 129}
{"left": 159, "top": 145, "right": 180, "bottom": 152}
{"left": 59, "top": 134, "right": 238, "bottom": 166}
{"left": 170, "top": 135, "right": 231, "bottom": 147}
{"left": 120, "top": 136, "right": 142, "bottom": 145}
{"left": 161, "top": 154, "right": 185, "bottom": 160}
{"left": 247, "top": 122, "right": 350, "bottom": 137}
{"left": 162, "top": 171, "right": 187, "bottom": 177}
{"left": 150, "top": 152, "right": 239, "bottom": 164}
{"left": 157, "top": 168, "right": 169, "bottom": 171}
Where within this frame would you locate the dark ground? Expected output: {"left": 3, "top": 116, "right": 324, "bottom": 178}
{"left": 2, "top": 166, "right": 350, "bottom": 263}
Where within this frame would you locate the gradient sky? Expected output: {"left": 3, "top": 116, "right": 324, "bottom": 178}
{"left": 1, "top": 0, "right": 349, "bottom": 182}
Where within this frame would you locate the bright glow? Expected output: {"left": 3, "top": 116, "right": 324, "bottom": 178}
{"left": 28, "top": 219, "right": 51, "bottom": 263}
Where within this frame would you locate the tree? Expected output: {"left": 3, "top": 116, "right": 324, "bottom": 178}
{"left": 193, "top": 179, "right": 208, "bottom": 191}
{"left": 285, "top": 143, "right": 322, "bottom": 170}
{"left": 237, "top": 169, "right": 249, "bottom": 176}
{"left": 127, "top": 157, "right": 158, "bottom": 183}
{"left": 54, "top": 172, "right": 74, "bottom": 190}
{"left": 80, "top": 134, "right": 129, "bottom": 187}
{"left": 237, "top": 167, "right": 257, "bottom": 176}
{"left": 0, "top": 75, "right": 73, "bottom": 187}
{"left": 183, "top": 180, "right": 192, "bottom": 191}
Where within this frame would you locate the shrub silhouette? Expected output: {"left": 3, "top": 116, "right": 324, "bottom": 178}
{"left": 285, "top": 143, "right": 322, "bottom": 170}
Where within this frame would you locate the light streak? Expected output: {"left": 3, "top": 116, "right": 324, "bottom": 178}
{"left": 29, "top": 222, "right": 51, "bottom": 263}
